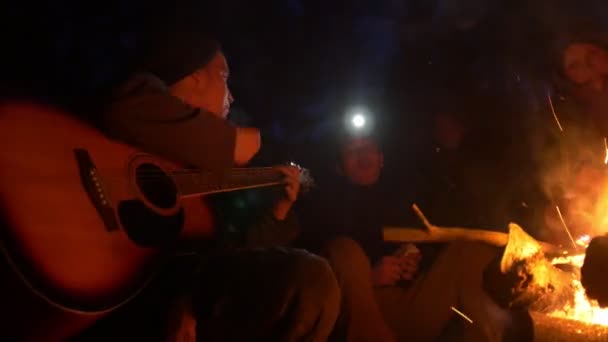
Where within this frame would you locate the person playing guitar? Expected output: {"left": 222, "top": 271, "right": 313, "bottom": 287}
{"left": 0, "top": 13, "right": 340, "bottom": 342}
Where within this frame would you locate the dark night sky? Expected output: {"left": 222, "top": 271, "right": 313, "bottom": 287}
{"left": 2, "top": 0, "right": 608, "bottom": 193}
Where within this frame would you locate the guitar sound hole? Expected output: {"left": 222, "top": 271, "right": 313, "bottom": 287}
{"left": 135, "top": 163, "right": 177, "bottom": 209}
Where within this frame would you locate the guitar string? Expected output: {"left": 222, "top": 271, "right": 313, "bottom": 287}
{"left": 28, "top": 170, "right": 304, "bottom": 182}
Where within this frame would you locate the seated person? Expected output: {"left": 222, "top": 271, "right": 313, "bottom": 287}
{"left": 550, "top": 24, "right": 608, "bottom": 305}
{"left": 297, "top": 132, "right": 526, "bottom": 342}
{"left": 418, "top": 103, "right": 537, "bottom": 233}
{"left": 74, "top": 20, "right": 340, "bottom": 342}
{"left": 542, "top": 28, "right": 608, "bottom": 241}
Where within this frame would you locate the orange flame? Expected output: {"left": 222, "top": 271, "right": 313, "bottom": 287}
{"left": 546, "top": 138, "right": 608, "bottom": 325}
{"left": 504, "top": 226, "right": 608, "bottom": 325}
{"left": 549, "top": 238, "right": 608, "bottom": 325}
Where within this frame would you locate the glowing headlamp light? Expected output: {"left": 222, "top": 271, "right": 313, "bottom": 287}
{"left": 345, "top": 106, "right": 373, "bottom": 135}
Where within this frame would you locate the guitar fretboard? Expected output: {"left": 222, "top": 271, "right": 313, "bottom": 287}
{"left": 171, "top": 167, "right": 285, "bottom": 197}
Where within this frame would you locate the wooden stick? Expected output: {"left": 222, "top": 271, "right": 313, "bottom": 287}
{"left": 396, "top": 204, "right": 567, "bottom": 254}
{"left": 412, "top": 203, "right": 435, "bottom": 232}
{"left": 382, "top": 225, "right": 565, "bottom": 254}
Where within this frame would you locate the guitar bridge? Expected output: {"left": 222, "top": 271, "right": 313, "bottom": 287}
{"left": 74, "top": 149, "right": 119, "bottom": 231}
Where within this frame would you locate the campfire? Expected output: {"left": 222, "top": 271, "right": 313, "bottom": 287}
{"left": 500, "top": 223, "right": 608, "bottom": 325}
{"left": 497, "top": 224, "right": 608, "bottom": 341}
{"left": 546, "top": 238, "right": 608, "bottom": 325}
{"left": 383, "top": 205, "right": 608, "bottom": 340}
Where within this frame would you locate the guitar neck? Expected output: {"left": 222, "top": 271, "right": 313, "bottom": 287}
{"left": 171, "top": 167, "right": 285, "bottom": 197}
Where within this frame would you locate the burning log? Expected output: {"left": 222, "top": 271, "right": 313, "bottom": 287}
{"left": 385, "top": 214, "right": 579, "bottom": 311}
{"left": 489, "top": 227, "right": 608, "bottom": 341}
{"left": 386, "top": 205, "right": 608, "bottom": 337}
{"left": 491, "top": 223, "right": 578, "bottom": 313}
{"left": 581, "top": 235, "right": 608, "bottom": 306}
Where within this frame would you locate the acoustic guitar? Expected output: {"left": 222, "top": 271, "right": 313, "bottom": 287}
{"left": 0, "top": 102, "right": 312, "bottom": 341}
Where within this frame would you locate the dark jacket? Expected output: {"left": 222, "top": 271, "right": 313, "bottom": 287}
{"left": 296, "top": 176, "right": 421, "bottom": 264}
{"left": 74, "top": 73, "right": 299, "bottom": 341}
{"left": 209, "top": 187, "right": 300, "bottom": 249}
{"left": 101, "top": 73, "right": 236, "bottom": 177}
{"left": 100, "top": 72, "right": 298, "bottom": 249}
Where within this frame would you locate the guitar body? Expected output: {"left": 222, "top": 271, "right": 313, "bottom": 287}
{"left": 0, "top": 103, "right": 215, "bottom": 340}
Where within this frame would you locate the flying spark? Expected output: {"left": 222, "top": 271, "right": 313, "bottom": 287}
{"left": 548, "top": 92, "right": 564, "bottom": 132}
{"left": 556, "top": 206, "right": 577, "bottom": 249}
{"left": 451, "top": 306, "right": 473, "bottom": 324}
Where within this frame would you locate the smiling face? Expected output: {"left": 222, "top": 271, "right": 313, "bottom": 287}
{"left": 169, "top": 51, "right": 234, "bottom": 118}
{"left": 339, "top": 136, "right": 384, "bottom": 186}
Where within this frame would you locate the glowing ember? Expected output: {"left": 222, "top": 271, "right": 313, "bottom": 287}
{"left": 577, "top": 234, "right": 591, "bottom": 247}
{"left": 549, "top": 237, "right": 608, "bottom": 325}
{"left": 556, "top": 205, "right": 578, "bottom": 248}
{"left": 604, "top": 137, "right": 608, "bottom": 165}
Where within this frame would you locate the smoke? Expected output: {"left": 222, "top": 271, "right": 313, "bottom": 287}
{"left": 531, "top": 93, "right": 608, "bottom": 241}
{"left": 484, "top": 0, "right": 608, "bottom": 241}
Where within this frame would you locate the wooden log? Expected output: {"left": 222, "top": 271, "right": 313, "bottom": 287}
{"left": 384, "top": 204, "right": 573, "bottom": 254}
{"left": 383, "top": 224, "right": 568, "bottom": 254}
{"left": 497, "top": 224, "right": 577, "bottom": 313}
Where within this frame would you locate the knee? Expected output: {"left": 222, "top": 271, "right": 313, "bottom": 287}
{"left": 291, "top": 251, "right": 342, "bottom": 312}
{"left": 289, "top": 249, "right": 340, "bottom": 287}
{"left": 293, "top": 249, "right": 339, "bottom": 283}
{"left": 322, "top": 237, "right": 371, "bottom": 272}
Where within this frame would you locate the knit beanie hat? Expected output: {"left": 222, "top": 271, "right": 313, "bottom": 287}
{"left": 139, "top": 29, "right": 221, "bottom": 86}
{"left": 137, "top": 0, "right": 221, "bottom": 87}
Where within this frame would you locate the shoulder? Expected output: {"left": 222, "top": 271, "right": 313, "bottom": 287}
{"left": 115, "top": 72, "right": 168, "bottom": 95}
{"left": 103, "top": 72, "right": 196, "bottom": 125}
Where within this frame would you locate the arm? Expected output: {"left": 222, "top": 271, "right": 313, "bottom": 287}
{"left": 245, "top": 209, "right": 300, "bottom": 248}
{"left": 249, "top": 165, "right": 302, "bottom": 245}
{"left": 205, "top": 165, "right": 302, "bottom": 248}
{"left": 207, "top": 187, "right": 300, "bottom": 249}
{"left": 242, "top": 165, "right": 302, "bottom": 247}
{"left": 101, "top": 73, "right": 259, "bottom": 174}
